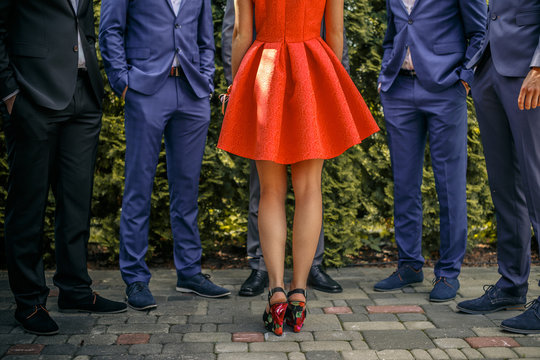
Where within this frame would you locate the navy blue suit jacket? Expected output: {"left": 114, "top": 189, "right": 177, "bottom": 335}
{"left": 99, "top": 0, "right": 215, "bottom": 99}
{"left": 467, "top": 0, "right": 540, "bottom": 77}
{"left": 379, "top": 0, "right": 487, "bottom": 93}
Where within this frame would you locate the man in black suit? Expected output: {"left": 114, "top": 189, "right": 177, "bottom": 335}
{"left": 0, "top": 0, "right": 126, "bottom": 335}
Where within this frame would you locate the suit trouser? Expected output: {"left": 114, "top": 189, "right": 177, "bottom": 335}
{"left": 120, "top": 77, "right": 210, "bottom": 285}
{"left": 472, "top": 54, "right": 540, "bottom": 296}
{"left": 246, "top": 161, "right": 325, "bottom": 271}
{"left": 380, "top": 75, "right": 468, "bottom": 278}
{"left": 4, "top": 73, "right": 101, "bottom": 309}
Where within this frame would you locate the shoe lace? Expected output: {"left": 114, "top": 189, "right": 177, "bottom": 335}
{"left": 525, "top": 298, "right": 539, "bottom": 310}
{"left": 26, "top": 305, "right": 48, "bottom": 320}
{"left": 432, "top": 277, "right": 444, "bottom": 285}
{"left": 128, "top": 283, "right": 147, "bottom": 297}
{"left": 482, "top": 284, "right": 496, "bottom": 298}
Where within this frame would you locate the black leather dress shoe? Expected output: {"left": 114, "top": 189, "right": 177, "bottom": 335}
{"left": 239, "top": 269, "right": 268, "bottom": 297}
{"left": 58, "top": 292, "right": 127, "bottom": 313}
{"left": 15, "top": 305, "right": 59, "bottom": 336}
{"left": 308, "top": 265, "right": 343, "bottom": 293}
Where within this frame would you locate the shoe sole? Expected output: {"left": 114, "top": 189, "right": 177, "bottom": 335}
{"left": 238, "top": 289, "right": 265, "bottom": 297}
{"left": 429, "top": 296, "right": 456, "bottom": 303}
{"left": 500, "top": 324, "right": 540, "bottom": 334}
{"left": 176, "top": 287, "right": 231, "bottom": 298}
{"left": 310, "top": 286, "right": 343, "bottom": 294}
{"left": 126, "top": 298, "right": 158, "bottom": 311}
{"left": 456, "top": 304, "right": 526, "bottom": 315}
{"left": 374, "top": 280, "right": 423, "bottom": 292}
{"left": 24, "top": 328, "right": 59, "bottom": 335}
{"left": 57, "top": 307, "right": 128, "bottom": 314}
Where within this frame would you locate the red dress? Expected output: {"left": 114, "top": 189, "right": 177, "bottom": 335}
{"left": 217, "top": 0, "right": 379, "bottom": 164}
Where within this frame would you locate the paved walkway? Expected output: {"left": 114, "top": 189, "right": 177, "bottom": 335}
{"left": 1, "top": 266, "right": 539, "bottom": 360}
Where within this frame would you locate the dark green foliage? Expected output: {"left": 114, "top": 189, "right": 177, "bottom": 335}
{"left": 0, "top": 0, "right": 495, "bottom": 268}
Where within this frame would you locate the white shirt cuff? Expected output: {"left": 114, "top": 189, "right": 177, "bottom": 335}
{"left": 2, "top": 89, "right": 19, "bottom": 102}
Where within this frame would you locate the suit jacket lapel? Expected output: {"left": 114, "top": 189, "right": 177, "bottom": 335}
{"left": 398, "top": 0, "right": 421, "bottom": 15}
{"left": 165, "top": 0, "right": 175, "bottom": 15}
{"left": 67, "top": 0, "right": 85, "bottom": 15}
{"left": 177, "top": 0, "right": 189, "bottom": 17}
{"left": 410, "top": 0, "right": 421, "bottom": 15}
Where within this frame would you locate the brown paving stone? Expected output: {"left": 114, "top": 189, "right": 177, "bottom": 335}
{"left": 232, "top": 332, "right": 264, "bottom": 342}
{"left": 323, "top": 307, "right": 353, "bottom": 315}
{"left": 465, "top": 337, "right": 520, "bottom": 348}
{"left": 6, "top": 344, "right": 44, "bottom": 355}
{"left": 116, "top": 333, "right": 151, "bottom": 345}
{"left": 366, "top": 305, "right": 424, "bottom": 314}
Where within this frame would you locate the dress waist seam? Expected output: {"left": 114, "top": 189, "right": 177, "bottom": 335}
{"left": 254, "top": 36, "right": 322, "bottom": 44}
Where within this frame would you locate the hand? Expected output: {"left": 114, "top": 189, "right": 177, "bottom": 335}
{"left": 4, "top": 94, "right": 16, "bottom": 115}
{"left": 122, "top": 86, "right": 128, "bottom": 100}
{"left": 378, "top": 83, "right": 382, "bottom": 94}
{"left": 461, "top": 80, "right": 470, "bottom": 96}
{"left": 518, "top": 67, "right": 540, "bottom": 110}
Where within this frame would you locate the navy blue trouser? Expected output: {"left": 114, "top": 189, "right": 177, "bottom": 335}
{"left": 120, "top": 77, "right": 210, "bottom": 285}
{"left": 473, "top": 54, "right": 540, "bottom": 296}
{"left": 380, "top": 74, "right": 468, "bottom": 278}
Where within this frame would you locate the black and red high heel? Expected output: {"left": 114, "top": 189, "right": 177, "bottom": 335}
{"left": 285, "top": 288, "right": 307, "bottom": 332}
{"left": 262, "top": 287, "right": 288, "bottom": 336}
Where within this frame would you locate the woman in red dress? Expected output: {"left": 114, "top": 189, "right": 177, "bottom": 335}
{"left": 218, "top": 0, "right": 379, "bottom": 335}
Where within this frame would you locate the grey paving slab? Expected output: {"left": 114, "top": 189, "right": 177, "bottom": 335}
{"left": 363, "top": 330, "right": 436, "bottom": 350}
{"left": 127, "top": 344, "right": 162, "bottom": 355}
{"left": 304, "top": 351, "right": 341, "bottom": 360}
{"left": 424, "top": 328, "right": 477, "bottom": 339}
{"left": 146, "top": 355, "right": 215, "bottom": 360}
{"left": 76, "top": 345, "right": 130, "bottom": 356}
{"left": 218, "top": 353, "right": 287, "bottom": 360}
{"left": 161, "top": 342, "right": 215, "bottom": 354}
{"left": 41, "top": 344, "right": 78, "bottom": 355}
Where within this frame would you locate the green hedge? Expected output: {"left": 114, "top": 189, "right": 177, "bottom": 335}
{"left": 0, "top": 0, "right": 495, "bottom": 268}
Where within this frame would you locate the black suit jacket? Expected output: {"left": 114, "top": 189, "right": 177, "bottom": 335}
{"left": 0, "top": 0, "right": 103, "bottom": 110}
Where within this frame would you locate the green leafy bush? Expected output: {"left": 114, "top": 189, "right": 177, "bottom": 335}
{"left": 0, "top": 0, "right": 495, "bottom": 268}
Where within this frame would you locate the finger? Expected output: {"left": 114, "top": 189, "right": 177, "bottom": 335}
{"left": 524, "top": 88, "right": 533, "bottom": 110}
{"left": 518, "top": 86, "right": 526, "bottom": 110}
{"left": 531, "top": 89, "right": 540, "bottom": 110}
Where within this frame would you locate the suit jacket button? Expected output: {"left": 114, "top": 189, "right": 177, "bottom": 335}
{"left": 491, "top": 14, "right": 497, "bottom": 20}
{"left": 175, "top": 24, "right": 180, "bottom": 29}
{"left": 408, "top": 19, "right": 413, "bottom": 25}
{"left": 73, "top": 45, "right": 78, "bottom": 52}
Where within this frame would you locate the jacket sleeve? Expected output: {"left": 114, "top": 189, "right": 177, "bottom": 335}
{"left": 531, "top": 34, "right": 540, "bottom": 68}
{"left": 99, "top": 0, "right": 130, "bottom": 97}
{"left": 198, "top": 0, "right": 216, "bottom": 94}
{"left": 379, "top": 0, "right": 396, "bottom": 84}
{"left": 458, "top": 0, "right": 487, "bottom": 85}
{"left": 0, "top": 0, "right": 18, "bottom": 100}
{"left": 342, "top": 29, "right": 350, "bottom": 74}
{"left": 221, "top": 0, "right": 234, "bottom": 85}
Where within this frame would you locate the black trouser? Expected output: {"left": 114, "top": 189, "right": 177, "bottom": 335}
{"left": 4, "top": 72, "right": 102, "bottom": 309}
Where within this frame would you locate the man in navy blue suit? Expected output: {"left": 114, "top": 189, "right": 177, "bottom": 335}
{"left": 99, "top": 0, "right": 230, "bottom": 310}
{"left": 375, "top": 0, "right": 486, "bottom": 301}
{"left": 457, "top": 1, "right": 540, "bottom": 334}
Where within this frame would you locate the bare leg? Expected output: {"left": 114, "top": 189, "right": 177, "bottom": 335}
{"left": 290, "top": 159, "right": 324, "bottom": 301}
{"left": 256, "top": 160, "right": 288, "bottom": 305}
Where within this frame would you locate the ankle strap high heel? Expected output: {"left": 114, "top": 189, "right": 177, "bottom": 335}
{"left": 285, "top": 288, "right": 307, "bottom": 333}
{"left": 263, "top": 287, "right": 288, "bottom": 336}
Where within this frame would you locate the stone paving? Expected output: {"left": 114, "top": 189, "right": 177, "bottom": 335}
{"left": 1, "top": 266, "right": 539, "bottom": 359}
